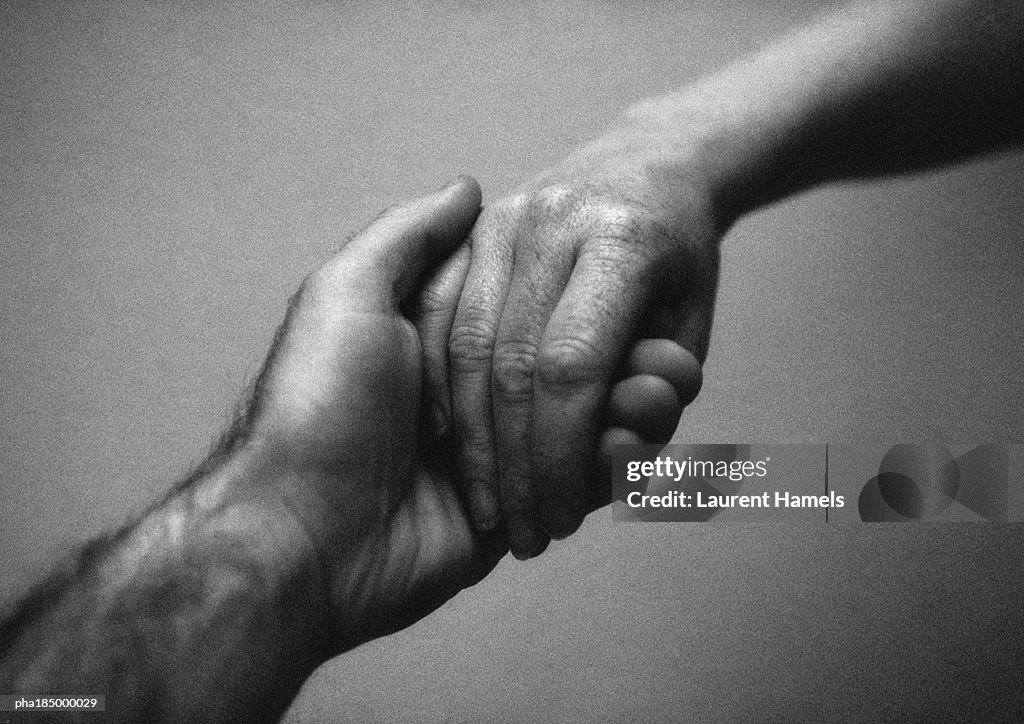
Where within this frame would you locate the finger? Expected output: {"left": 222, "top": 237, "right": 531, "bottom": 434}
{"left": 606, "top": 338, "right": 704, "bottom": 445}
{"left": 607, "top": 374, "right": 682, "bottom": 445}
{"left": 319, "top": 176, "right": 482, "bottom": 311}
{"left": 412, "top": 244, "right": 472, "bottom": 440}
{"left": 492, "top": 220, "right": 577, "bottom": 558}
{"left": 448, "top": 209, "right": 517, "bottom": 530}
{"left": 621, "top": 338, "right": 703, "bottom": 409}
{"left": 596, "top": 339, "right": 704, "bottom": 510}
{"left": 529, "top": 243, "right": 660, "bottom": 546}
{"left": 594, "top": 426, "right": 644, "bottom": 510}
{"left": 598, "top": 426, "right": 643, "bottom": 467}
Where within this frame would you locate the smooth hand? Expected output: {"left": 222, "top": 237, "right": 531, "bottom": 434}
{"left": 237, "top": 177, "right": 502, "bottom": 649}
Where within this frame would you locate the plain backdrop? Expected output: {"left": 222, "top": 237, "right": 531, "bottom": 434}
{"left": 2, "top": 1, "right": 1023, "bottom": 720}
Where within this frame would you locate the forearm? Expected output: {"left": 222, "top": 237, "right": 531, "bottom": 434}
{"left": 0, "top": 178, "right": 490, "bottom": 722}
{"left": 0, "top": 450, "right": 330, "bottom": 723}
{"left": 594, "top": 0, "right": 1024, "bottom": 226}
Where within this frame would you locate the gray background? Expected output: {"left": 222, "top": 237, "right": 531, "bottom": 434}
{"left": 3, "top": 1, "right": 1023, "bottom": 720}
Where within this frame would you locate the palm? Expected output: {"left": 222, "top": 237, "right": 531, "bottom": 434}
{"left": 256, "top": 305, "right": 504, "bottom": 644}
{"left": 349, "top": 320, "right": 505, "bottom": 634}
{"left": 370, "top": 450, "right": 505, "bottom": 635}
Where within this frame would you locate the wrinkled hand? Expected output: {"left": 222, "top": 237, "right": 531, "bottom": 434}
{"left": 431, "top": 133, "right": 722, "bottom": 559}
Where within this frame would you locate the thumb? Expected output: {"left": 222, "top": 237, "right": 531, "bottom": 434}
{"left": 319, "top": 176, "right": 482, "bottom": 310}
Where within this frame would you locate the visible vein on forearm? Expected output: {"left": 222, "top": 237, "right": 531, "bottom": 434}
{"left": 0, "top": 487, "right": 325, "bottom": 723}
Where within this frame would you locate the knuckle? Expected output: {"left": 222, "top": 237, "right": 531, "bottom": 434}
{"left": 579, "top": 196, "right": 695, "bottom": 260}
{"left": 492, "top": 341, "right": 539, "bottom": 403}
{"left": 527, "top": 184, "right": 584, "bottom": 220}
{"left": 580, "top": 204, "right": 713, "bottom": 290}
{"left": 587, "top": 203, "right": 660, "bottom": 251}
{"left": 448, "top": 318, "right": 497, "bottom": 367}
{"left": 580, "top": 236, "right": 654, "bottom": 278}
{"left": 536, "top": 335, "right": 604, "bottom": 391}
{"left": 494, "top": 185, "right": 585, "bottom": 229}
{"left": 590, "top": 197, "right": 648, "bottom": 227}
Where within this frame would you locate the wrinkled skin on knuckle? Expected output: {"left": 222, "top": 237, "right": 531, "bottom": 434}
{"left": 581, "top": 234, "right": 660, "bottom": 290}
{"left": 448, "top": 316, "right": 497, "bottom": 369}
{"left": 563, "top": 200, "right": 676, "bottom": 296}
{"left": 491, "top": 341, "right": 538, "bottom": 404}
{"left": 490, "top": 185, "right": 590, "bottom": 250}
{"left": 585, "top": 197, "right": 656, "bottom": 240}
{"left": 591, "top": 201, "right": 700, "bottom": 273}
{"left": 536, "top": 334, "right": 605, "bottom": 392}
{"left": 507, "top": 182, "right": 670, "bottom": 255}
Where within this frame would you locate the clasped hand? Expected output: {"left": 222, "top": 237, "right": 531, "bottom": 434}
{"left": 227, "top": 171, "right": 714, "bottom": 649}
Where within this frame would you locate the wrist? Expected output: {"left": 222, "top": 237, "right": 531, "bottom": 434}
{"left": 613, "top": 85, "right": 801, "bottom": 231}
{"left": 32, "top": 446, "right": 340, "bottom": 720}
{"left": 611, "top": 7, "right": 885, "bottom": 230}
{"left": 176, "top": 446, "right": 336, "bottom": 656}
{"left": 193, "top": 437, "right": 405, "bottom": 655}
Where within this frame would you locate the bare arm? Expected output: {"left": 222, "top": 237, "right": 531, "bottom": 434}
{"left": 0, "top": 456, "right": 328, "bottom": 723}
{"left": 441, "top": 0, "right": 1024, "bottom": 557}
{"left": 636, "top": 0, "right": 1024, "bottom": 223}
{"left": 0, "top": 180, "right": 490, "bottom": 723}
